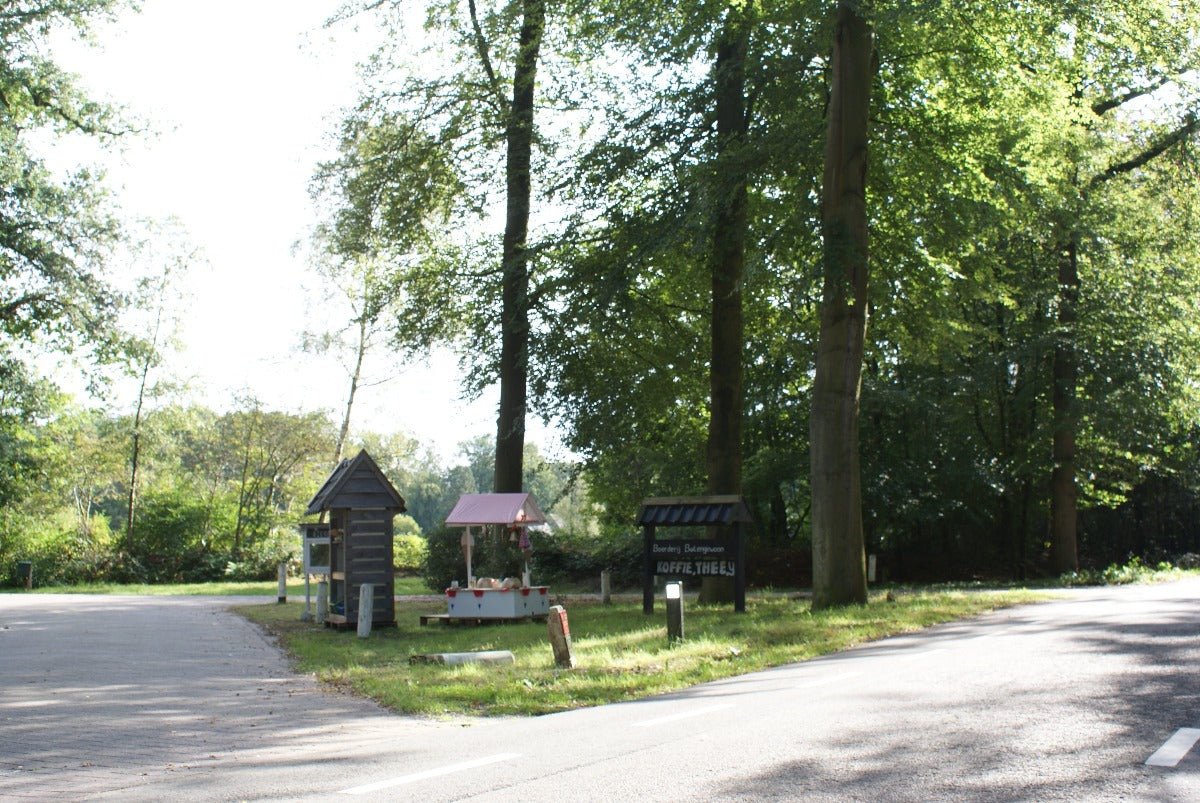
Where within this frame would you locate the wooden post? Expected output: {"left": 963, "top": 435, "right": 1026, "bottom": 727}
{"left": 601, "top": 570, "right": 612, "bottom": 605}
{"left": 734, "top": 521, "right": 746, "bottom": 613}
{"left": 547, "top": 605, "right": 575, "bottom": 668}
{"left": 357, "top": 583, "right": 374, "bottom": 638}
{"left": 643, "top": 524, "right": 656, "bottom": 614}
{"left": 277, "top": 562, "right": 287, "bottom": 603}
{"left": 317, "top": 580, "right": 328, "bottom": 623}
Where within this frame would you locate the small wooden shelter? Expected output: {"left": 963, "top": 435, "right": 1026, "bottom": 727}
{"left": 305, "top": 449, "right": 406, "bottom": 628}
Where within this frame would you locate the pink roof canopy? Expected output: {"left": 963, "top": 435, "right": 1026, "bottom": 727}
{"left": 444, "top": 493, "right": 547, "bottom": 528}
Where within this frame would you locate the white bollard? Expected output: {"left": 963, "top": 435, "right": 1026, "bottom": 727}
{"left": 277, "top": 562, "right": 288, "bottom": 603}
{"left": 301, "top": 573, "right": 313, "bottom": 622}
{"left": 357, "top": 583, "right": 374, "bottom": 638}
{"left": 317, "top": 580, "right": 328, "bottom": 624}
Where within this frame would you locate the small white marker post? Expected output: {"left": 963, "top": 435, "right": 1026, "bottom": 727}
{"left": 277, "top": 562, "right": 287, "bottom": 603}
{"left": 316, "top": 580, "right": 328, "bottom": 624}
{"left": 601, "top": 570, "right": 612, "bottom": 605}
{"left": 357, "top": 583, "right": 375, "bottom": 638}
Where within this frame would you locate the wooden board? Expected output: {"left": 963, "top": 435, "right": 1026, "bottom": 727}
{"left": 419, "top": 613, "right": 549, "bottom": 626}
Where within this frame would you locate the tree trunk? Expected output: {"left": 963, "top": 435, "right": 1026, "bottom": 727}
{"left": 494, "top": 0, "right": 544, "bottom": 493}
{"left": 334, "top": 312, "right": 368, "bottom": 467}
{"left": 1050, "top": 238, "right": 1079, "bottom": 573}
{"left": 126, "top": 305, "right": 163, "bottom": 550}
{"left": 810, "top": 2, "right": 873, "bottom": 610}
{"left": 700, "top": 9, "right": 750, "bottom": 605}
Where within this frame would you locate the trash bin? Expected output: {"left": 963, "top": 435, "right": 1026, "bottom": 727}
{"left": 16, "top": 560, "right": 31, "bottom": 589}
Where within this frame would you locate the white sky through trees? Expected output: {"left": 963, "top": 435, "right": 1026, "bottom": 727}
{"left": 48, "top": 0, "right": 545, "bottom": 462}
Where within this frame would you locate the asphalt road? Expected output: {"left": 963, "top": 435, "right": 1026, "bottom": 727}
{"left": 2, "top": 579, "right": 1199, "bottom": 801}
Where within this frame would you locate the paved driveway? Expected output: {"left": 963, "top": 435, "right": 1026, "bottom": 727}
{"left": 0, "top": 594, "right": 441, "bottom": 800}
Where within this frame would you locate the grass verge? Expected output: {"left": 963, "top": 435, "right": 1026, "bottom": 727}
{"left": 238, "top": 588, "right": 1048, "bottom": 718}
{"left": 7, "top": 576, "right": 432, "bottom": 597}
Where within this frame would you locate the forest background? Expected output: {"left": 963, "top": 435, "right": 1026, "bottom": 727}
{"left": 3, "top": 0, "right": 1200, "bottom": 592}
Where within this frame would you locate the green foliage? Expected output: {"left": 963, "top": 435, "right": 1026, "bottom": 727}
{"left": 222, "top": 529, "right": 299, "bottom": 582}
{"left": 422, "top": 527, "right": 462, "bottom": 591}
{"left": 1060, "top": 556, "right": 1189, "bottom": 587}
{"left": 531, "top": 530, "right": 643, "bottom": 589}
{"left": 0, "top": 0, "right": 135, "bottom": 368}
{"left": 392, "top": 532, "right": 428, "bottom": 574}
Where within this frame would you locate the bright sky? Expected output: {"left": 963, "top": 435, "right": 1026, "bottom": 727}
{"left": 52, "top": 0, "right": 555, "bottom": 462}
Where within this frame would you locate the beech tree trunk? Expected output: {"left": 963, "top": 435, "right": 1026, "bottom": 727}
{"left": 810, "top": 3, "right": 873, "bottom": 609}
{"left": 1050, "top": 238, "right": 1079, "bottom": 573}
{"left": 700, "top": 11, "right": 750, "bottom": 605}
{"left": 494, "top": 0, "right": 544, "bottom": 493}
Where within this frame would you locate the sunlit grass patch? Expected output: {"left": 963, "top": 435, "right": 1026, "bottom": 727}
{"left": 238, "top": 587, "right": 1047, "bottom": 717}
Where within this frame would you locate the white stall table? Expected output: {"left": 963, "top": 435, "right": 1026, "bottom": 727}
{"left": 446, "top": 586, "right": 550, "bottom": 620}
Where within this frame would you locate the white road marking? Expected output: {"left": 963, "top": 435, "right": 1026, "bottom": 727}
{"left": 1146, "top": 729, "right": 1200, "bottom": 768}
{"left": 0, "top": 699, "right": 61, "bottom": 708}
{"left": 795, "top": 671, "right": 863, "bottom": 690}
{"left": 338, "top": 752, "right": 521, "bottom": 795}
{"left": 632, "top": 704, "right": 735, "bottom": 728}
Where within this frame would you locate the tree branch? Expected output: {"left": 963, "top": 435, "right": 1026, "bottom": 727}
{"left": 1091, "top": 113, "right": 1200, "bottom": 187}
{"left": 1091, "top": 76, "right": 1173, "bottom": 117}
{"left": 466, "top": 0, "right": 506, "bottom": 112}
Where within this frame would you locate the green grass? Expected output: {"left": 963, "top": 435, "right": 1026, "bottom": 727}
{"left": 238, "top": 588, "right": 1049, "bottom": 718}
{"left": 5, "top": 575, "right": 433, "bottom": 597}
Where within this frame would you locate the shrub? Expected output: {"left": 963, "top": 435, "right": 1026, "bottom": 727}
{"left": 223, "top": 528, "right": 298, "bottom": 581}
{"left": 393, "top": 533, "right": 428, "bottom": 574}
{"left": 423, "top": 527, "right": 462, "bottom": 591}
{"left": 423, "top": 526, "right": 529, "bottom": 590}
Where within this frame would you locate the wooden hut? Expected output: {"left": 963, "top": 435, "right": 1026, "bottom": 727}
{"left": 305, "top": 449, "right": 406, "bottom": 628}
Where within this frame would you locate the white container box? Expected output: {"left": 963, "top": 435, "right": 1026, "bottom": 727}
{"left": 446, "top": 586, "right": 550, "bottom": 618}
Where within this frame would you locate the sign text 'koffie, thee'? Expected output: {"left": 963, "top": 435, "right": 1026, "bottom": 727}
{"left": 651, "top": 540, "right": 737, "bottom": 577}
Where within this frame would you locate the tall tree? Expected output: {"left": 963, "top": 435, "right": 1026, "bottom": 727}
{"left": 331, "top": 0, "right": 567, "bottom": 495}
{"left": 810, "top": 1, "right": 875, "bottom": 609}
{"left": 706, "top": 6, "right": 751, "bottom": 500}
{"left": 1037, "top": 2, "right": 1200, "bottom": 573}
{"left": 489, "top": 0, "right": 546, "bottom": 493}
{"left": 121, "top": 227, "right": 192, "bottom": 548}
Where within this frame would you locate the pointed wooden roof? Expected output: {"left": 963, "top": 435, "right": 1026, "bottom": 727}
{"left": 306, "top": 449, "right": 406, "bottom": 515}
{"left": 635, "top": 495, "right": 753, "bottom": 527}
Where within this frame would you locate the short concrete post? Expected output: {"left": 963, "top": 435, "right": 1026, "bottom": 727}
{"left": 547, "top": 605, "right": 575, "bottom": 668}
{"left": 277, "top": 562, "right": 288, "bottom": 603}
{"left": 600, "top": 570, "right": 612, "bottom": 605}
{"left": 357, "top": 583, "right": 375, "bottom": 638}
{"left": 301, "top": 573, "right": 313, "bottom": 622}
{"left": 316, "top": 580, "right": 328, "bottom": 624}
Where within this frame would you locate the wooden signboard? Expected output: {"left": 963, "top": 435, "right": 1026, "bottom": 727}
{"left": 637, "top": 496, "right": 750, "bottom": 614}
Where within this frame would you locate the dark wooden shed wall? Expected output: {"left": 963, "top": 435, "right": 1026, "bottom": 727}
{"left": 342, "top": 507, "right": 395, "bottom": 624}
